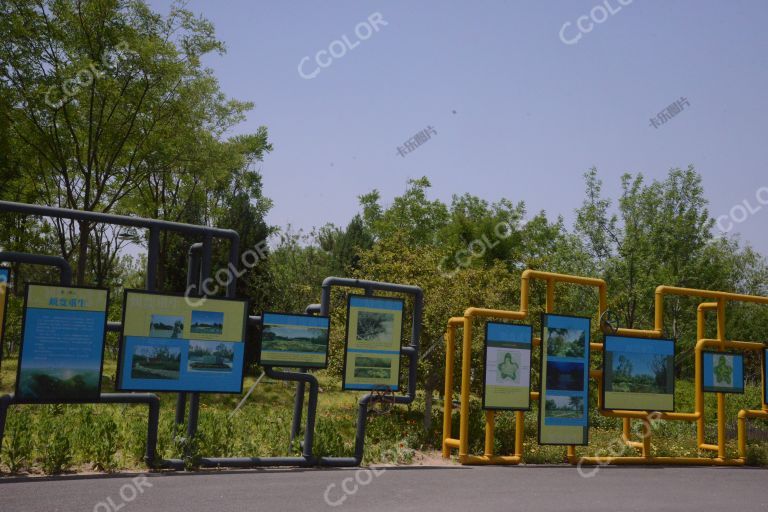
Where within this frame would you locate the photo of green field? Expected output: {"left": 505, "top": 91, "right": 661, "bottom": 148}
{"left": 130, "top": 345, "right": 181, "bottom": 380}
{"left": 544, "top": 395, "right": 584, "bottom": 419}
{"left": 353, "top": 356, "right": 392, "bottom": 379}
{"left": 261, "top": 325, "right": 328, "bottom": 353}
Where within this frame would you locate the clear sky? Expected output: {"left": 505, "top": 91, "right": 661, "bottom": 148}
{"left": 147, "top": 0, "right": 768, "bottom": 255}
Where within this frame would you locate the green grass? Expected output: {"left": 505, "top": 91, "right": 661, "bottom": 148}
{"left": 1, "top": 356, "right": 766, "bottom": 474}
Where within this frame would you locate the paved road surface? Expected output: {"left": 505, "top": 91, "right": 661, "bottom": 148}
{"left": 2, "top": 466, "right": 767, "bottom": 511}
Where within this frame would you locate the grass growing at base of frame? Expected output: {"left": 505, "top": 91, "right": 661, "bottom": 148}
{"left": 1, "top": 358, "right": 766, "bottom": 474}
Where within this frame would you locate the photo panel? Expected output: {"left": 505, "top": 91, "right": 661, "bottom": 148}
{"left": 602, "top": 335, "right": 675, "bottom": 412}
{"left": 482, "top": 322, "right": 533, "bottom": 410}
{"left": 117, "top": 290, "right": 248, "bottom": 393}
{"left": 259, "top": 312, "right": 330, "bottom": 369}
{"left": 343, "top": 294, "right": 404, "bottom": 391}
{"left": 15, "top": 284, "right": 109, "bottom": 404}
{"left": 538, "top": 313, "right": 591, "bottom": 446}
{"left": 702, "top": 351, "right": 744, "bottom": 394}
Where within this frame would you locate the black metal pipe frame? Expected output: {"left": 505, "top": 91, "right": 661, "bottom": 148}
{"left": 0, "top": 201, "right": 241, "bottom": 471}
{"left": 0, "top": 251, "right": 72, "bottom": 285}
{"left": 309, "top": 278, "right": 423, "bottom": 467}
{"left": 175, "top": 243, "right": 204, "bottom": 426}
{"left": 288, "top": 303, "right": 322, "bottom": 446}
{"left": 199, "top": 366, "right": 319, "bottom": 468}
{"left": 0, "top": 250, "right": 164, "bottom": 467}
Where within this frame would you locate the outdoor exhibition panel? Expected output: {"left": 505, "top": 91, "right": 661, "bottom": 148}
{"left": 118, "top": 290, "right": 248, "bottom": 393}
{"left": 0, "top": 267, "right": 8, "bottom": 353}
{"left": 342, "top": 294, "right": 404, "bottom": 391}
{"left": 482, "top": 322, "right": 532, "bottom": 410}
{"left": 701, "top": 351, "right": 744, "bottom": 394}
{"left": 538, "top": 313, "right": 590, "bottom": 446}
{"left": 15, "top": 284, "right": 109, "bottom": 403}
{"left": 602, "top": 335, "right": 675, "bottom": 411}
{"left": 259, "top": 312, "right": 330, "bottom": 369}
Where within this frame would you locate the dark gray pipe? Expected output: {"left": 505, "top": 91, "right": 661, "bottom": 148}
{"left": 0, "top": 251, "right": 72, "bottom": 285}
{"left": 315, "top": 277, "right": 424, "bottom": 466}
{"left": 289, "top": 303, "right": 323, "bottom": 446}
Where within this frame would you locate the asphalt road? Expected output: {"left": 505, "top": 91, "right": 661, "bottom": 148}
{"left": 2, "top": 466, "right": 767, "bottom": 512}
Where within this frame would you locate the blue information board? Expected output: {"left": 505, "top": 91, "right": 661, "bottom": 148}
{"left": 16, "top": 284, "right": 109, "bottom": 403}
{"left": 539, "top": 314, "right": 591, "bottom": 446}
{"left": 118, "top": 290, "right": 248, "bottom": 393}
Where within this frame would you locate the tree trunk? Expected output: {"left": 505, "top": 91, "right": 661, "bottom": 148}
{"left": 76, "top": 220, "right": 90, "bottom": 285}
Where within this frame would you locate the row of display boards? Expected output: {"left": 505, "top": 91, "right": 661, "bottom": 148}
{"left": 482, "top": 313, "right": 762, "bottom": 446}
{"left": 0, "top": 269, "right": 408, "bottom": 404}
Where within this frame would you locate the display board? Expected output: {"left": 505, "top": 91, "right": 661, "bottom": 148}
{"left": 342, "top": 294, "right": 404, "bottom": 391}
{"left": 0, "top": 267, "right": 9, "bottom": 355}
{"left": 16, "top": 284, "right": 109, "bottom": 403}
{"left": 538, "top": 314, "right": 590, "bottom": 446}
{"left": 701, "top": 351, "right": 744, "bottom": 394}
{"left": 118, "top": 290, "right": 248, "bottom": 393}
{"left": 603, "top": 335, "right": 675, "bottom": 411}
{"left": 259, "top": 312, "right": 330, "bottom": 368}
{"left": 482, "top": 322, "right": 532, "bottom": 410}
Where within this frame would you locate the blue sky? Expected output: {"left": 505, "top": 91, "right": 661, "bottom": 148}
{"left": 147, "top": 0, "right": 768, "bottom": 255}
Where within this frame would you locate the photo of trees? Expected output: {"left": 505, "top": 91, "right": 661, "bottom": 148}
{"left": 546, "top": 327, "right": 586, "bottom": 358}
{"left": 606, "top": 349, "right": 674, "bottom": 395}
{"left": 355, "top": 311, "right": 395, "bottom": 343}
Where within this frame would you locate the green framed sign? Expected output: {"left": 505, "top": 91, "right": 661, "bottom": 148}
{"left": 538, "top": 313, "right": 590, "bottom": 446}
{"left": 259, "top": 312, "right": 330, "bottom": 369}
{"left": 342, "top": 294, "right": 404, "bottom": 391}
{"left": 482, "top": 322, "right": 532, "bottom": 410}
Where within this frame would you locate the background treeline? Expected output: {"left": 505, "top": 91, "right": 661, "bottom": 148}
{"left": 2, "top": 2, "right": 767, "bottom": 404}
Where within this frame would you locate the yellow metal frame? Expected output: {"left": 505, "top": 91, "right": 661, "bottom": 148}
{"left": 441, "top": 270, "right": 768, "bottom": 466}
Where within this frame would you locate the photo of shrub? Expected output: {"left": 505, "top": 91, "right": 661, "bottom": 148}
{"left": 545, "top": 394, "right": 584, "bottom": 419}
{"left": 495, "top": 351, "right": 521, "bottom": 383}
{"left": 353, "top": 356, "right": 392, "bottom": 379}
{"left": 149, "top": 315, "right": 184, "bottom": 338}
{"left": 355, "top": 311, "right": 395, "bottom": 343}
{"left": 190, "top": 311, "right": 224, "bottom": 335}
{"left": 546, "top": 361, "right": 585, "bottom": 391}
{"left": 130, "top": 345, "right": 181, "bottom": 380}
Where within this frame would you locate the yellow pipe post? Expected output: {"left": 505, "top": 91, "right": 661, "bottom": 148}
{"left": 442, "top": 327, "right": 456, "bottom": 458}
{"left": 458, "top": 316, "right": 473, "bottom": 461}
